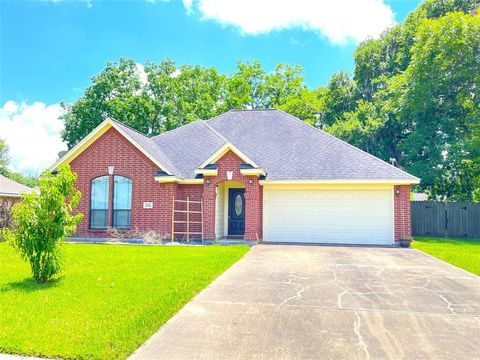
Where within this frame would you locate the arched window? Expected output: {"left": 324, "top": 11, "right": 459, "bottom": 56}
{"left": 90, "top": 176, "right": 109, "bottom": 229}
{"left": 113, "top": 176, "right": 132, "bottom": 229}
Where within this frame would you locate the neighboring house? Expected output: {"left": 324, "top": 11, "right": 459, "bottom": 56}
{"left": 49, "top": 109, "right": 419, "bottom": 245}
{"left": 0, "top": 174, "right": 32, "bottom": 201}
{"left": 0, "top": 174, "right": 33, "bottom": 230}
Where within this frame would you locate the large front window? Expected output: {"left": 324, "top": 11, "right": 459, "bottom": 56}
{"left": 113, "top": 176, "right": 132, "bottom": 229}
{"left": 90, "top": 176, "right": 109, "bottom": 229}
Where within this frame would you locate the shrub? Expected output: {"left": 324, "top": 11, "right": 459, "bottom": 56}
{"left": 142, "top": 230, "right": 168, "bottom": 244}
{"left": 3, "top": 165, "right": 83, "bottom": 283}
{"left": 0, "top": 199, "right": 15, "bottom": 241}
{"left": 106, "top": 227, "right": 168, "bottom": 244}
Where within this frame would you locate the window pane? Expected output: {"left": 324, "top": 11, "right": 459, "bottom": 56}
{"left": 90, "top": 210, "right": 108, "bottom": 229}
{"left": 91, "top": 176, "right": 109, "bottom": 210}
{"left": 113, "top": 176, "right": 132, "bottom": 229}
{"left": 113, "top": 210, "right": 131, "bottom": 229}
{"left": 235, "top": 194, "right": 243, "bottom": 216}
{"left": 90, "top": 176, "right": 109, "bottom": 229}
{"left": 114, "top": 176, "right": 132, "bottom": 210}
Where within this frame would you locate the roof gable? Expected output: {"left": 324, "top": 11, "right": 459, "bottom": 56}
{"left": 49, "top": 119, "right": 175, "bottom": 174}
{"left": 197, "top": 142, "right": 261, "bottom": 169}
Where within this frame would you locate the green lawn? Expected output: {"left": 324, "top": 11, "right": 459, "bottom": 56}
{"left": 0, "top": 242, "right": 249, "bottom": 359}
{"left": 413, "top": 237, "right": 480, "bottom": 276}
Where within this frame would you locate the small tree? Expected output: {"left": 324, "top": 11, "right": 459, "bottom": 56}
{"left": 3, "top": 165, "right": 83, "bottom": 283}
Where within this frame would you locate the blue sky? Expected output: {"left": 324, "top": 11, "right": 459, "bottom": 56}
{"left": 0, "top": 0, "right": 421, "bottom": 175}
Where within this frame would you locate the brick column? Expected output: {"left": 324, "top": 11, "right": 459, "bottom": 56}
{"left": 244, "top": 178, "right": 262, "bottom": 241}
{"left": 394, "top": 185, "right": 411, "bottom": 242}
{"left": 203, "top": 184, "right": 216, "bottom": 240}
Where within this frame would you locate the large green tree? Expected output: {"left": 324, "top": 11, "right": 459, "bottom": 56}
{"left": 329, "top": 1, "right": 480, "bottom": 200}
{"left": 397, "top": 11, "right": 480, "bottom": 200}
{"left": 145, "top": 60, "right": 226, "bottom": 131}
{"left": 61, "top": 0, "right": 480, "bottom": 201}
{"left": 62, "top": 59, "right": 309, "bottom": 146}
{"left": 62, "top": 58, "right": 227, "bottom": 147}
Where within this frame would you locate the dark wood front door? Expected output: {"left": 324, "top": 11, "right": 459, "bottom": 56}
{"left": 228, "top": 188, "right": 245, "bottom": 235}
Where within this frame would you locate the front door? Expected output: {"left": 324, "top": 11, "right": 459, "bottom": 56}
{"left": 228, "top": 188, "right": 245, "bottom": 235}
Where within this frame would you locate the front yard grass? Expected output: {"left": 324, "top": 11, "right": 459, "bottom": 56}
{"left": 0, "top": 242, "right": 249, "bottom": 359}
{"left": 413, "top": 237, "right": 480, "bottom": 276}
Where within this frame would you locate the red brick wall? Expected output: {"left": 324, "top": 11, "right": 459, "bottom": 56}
{"left": 71, "top": 127, "right": 181, "bottom": 238}
{"left": 70, "top": 127, "right": 409, "bottom": 243}
{"left": 173, "top": 184, "right": 203, "bottom": 238}
{"left": 394, "top": 185, "right": 411, "bottom": 241}
{"left": 202, "top": 150, "right": 263, "bottom": 241}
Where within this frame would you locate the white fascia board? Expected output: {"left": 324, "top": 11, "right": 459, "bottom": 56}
{"left": 240, "top": 168, "right": 266, "bottom": 176}
{"left": 194, "top": 168, "right": 218, "bottom": 176}
{"left": 197, "top": 143, "right": 260, "bottom": 169}
{"left": 49, "top": 118, "right": 175, "bottom": 176}
{"left": 260, "top": 178, "right": 420, "bottom": 185}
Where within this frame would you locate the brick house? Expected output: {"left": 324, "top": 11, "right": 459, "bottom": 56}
{"left": 0, "top": 174, "right": 33, "bottom": 230}
{"left": 50, "top": 109, "right": 419, "bottom": 245}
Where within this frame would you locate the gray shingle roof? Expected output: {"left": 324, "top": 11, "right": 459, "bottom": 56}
{"left": 112, "top": 109, "right": 418, "bottom": 181}
{"left": 207, "top": 109, "right": 418, "bottom": 181}
{"left": 113, "top": 121, "right": 179, "bottom": 175}
{"left": 0, "top": 174, "right": 33, "bottom": 197}
{"left": 152, "top": 121, "right": 226, "bottom": 178}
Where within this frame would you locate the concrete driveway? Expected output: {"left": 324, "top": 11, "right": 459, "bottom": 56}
{"left": 130, "top": 245, "right": 480, "bottom": 360}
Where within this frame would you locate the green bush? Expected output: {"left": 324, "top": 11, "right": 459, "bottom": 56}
{"left": 3, "top": 165, "right": 83, "bottom": 283}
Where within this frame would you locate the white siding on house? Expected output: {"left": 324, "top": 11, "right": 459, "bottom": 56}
{"left": 215, "top": 183, "right": 225, "bottom": 238}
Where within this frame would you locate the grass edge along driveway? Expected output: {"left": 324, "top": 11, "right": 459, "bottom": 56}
{"left": 413, "top": 237, "right": 480, "bottom": 276}
{"left": 0, "top": 243, "right": 249, "bottom": 360}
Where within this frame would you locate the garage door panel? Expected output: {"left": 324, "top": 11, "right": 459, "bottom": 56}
{"left": 263, "top": 188, "right": 393, "bottom": 245}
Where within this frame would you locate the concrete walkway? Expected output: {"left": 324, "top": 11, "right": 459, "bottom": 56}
{"left": 130, "top": 245, "right": 480, "bottom": 360}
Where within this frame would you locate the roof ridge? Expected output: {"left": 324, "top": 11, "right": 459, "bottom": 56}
{"left": 205, "top": 117, "right": 265, "bottom": 169}
{"left": 204, "top": 109, "right": 234, "bottom": 123}
{"left": 229, "top": 108, "right": 277, "bottom": 112}
{"left": 201, "top": 120, "right": 229, "bottom": 143}
{"left": 275, "top": 108, "right": 419, "bottom": 180}
{"left": 151, "top": 119, "right": 203, "bottom": 139}
{"left": 108, "top": 117, "right": 152, "bottom": 139}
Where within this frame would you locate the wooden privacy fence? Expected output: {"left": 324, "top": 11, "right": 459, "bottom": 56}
{"left": 411, "top": 201, "right": 480, "bottom": 238}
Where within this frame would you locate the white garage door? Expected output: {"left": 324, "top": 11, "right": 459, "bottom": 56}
{"left": 263, "top": 186, "right": 394, "bottom": 245}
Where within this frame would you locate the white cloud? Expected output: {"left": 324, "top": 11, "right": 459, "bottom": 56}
{"left": 0, "top": 101, "right": 66, "bottom": 175}
{"left": 135, "top": 63, "right": 149, "bottom": 86}
{"left": 182, "top": 0, "right": 194, "bottom": 13}
{"left": 46, "top": 0, "right": 92, "bottom": 8}
{"left": 184, "top": 0, "right": 395, "bottom": 44}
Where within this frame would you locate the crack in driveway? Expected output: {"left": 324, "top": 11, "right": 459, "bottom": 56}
{"left": 129, "top": 245, "right": 480, "bottom": 360}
